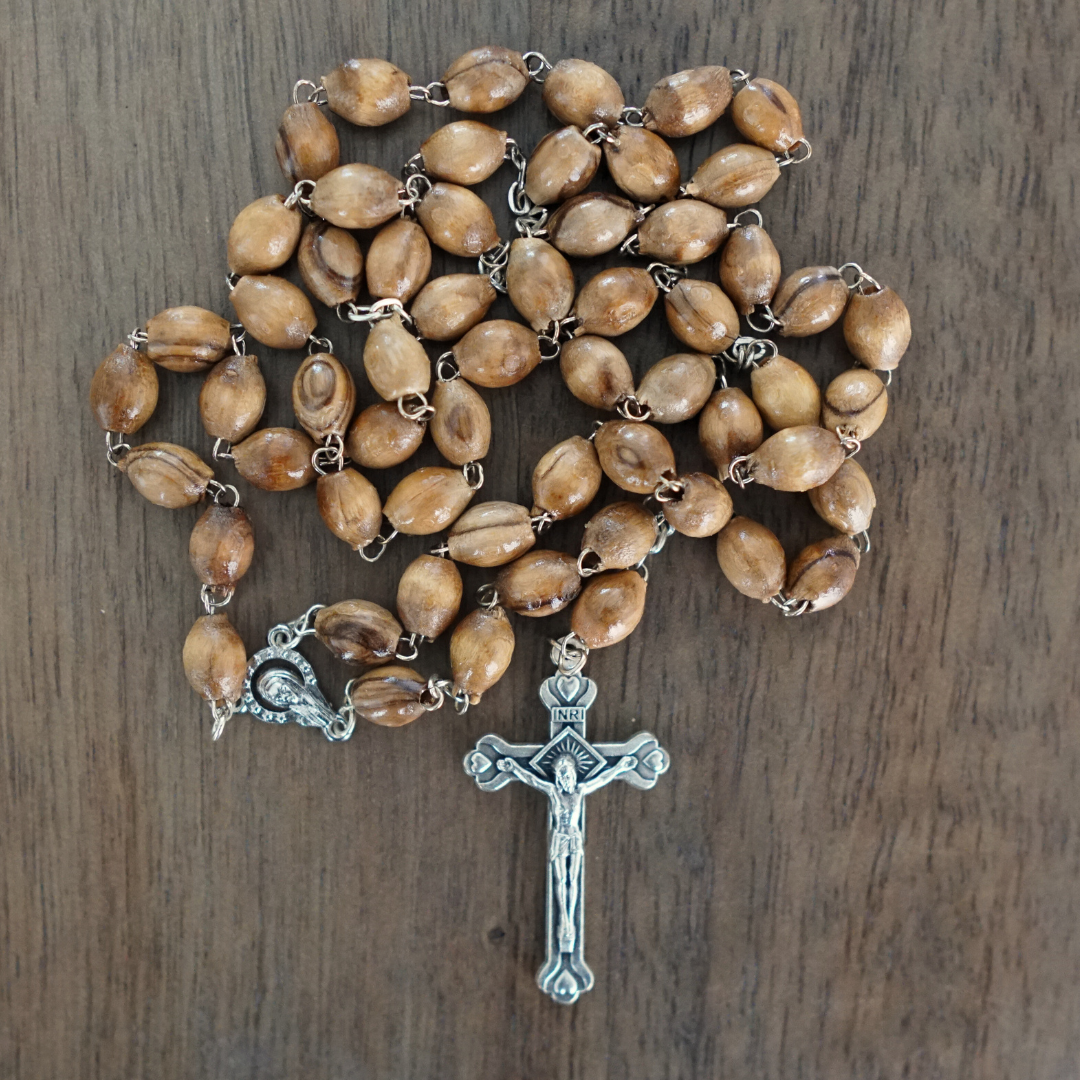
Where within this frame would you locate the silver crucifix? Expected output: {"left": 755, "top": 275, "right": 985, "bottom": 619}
{"left": 463, "top": 667, "right": 669, "bottom": 1005}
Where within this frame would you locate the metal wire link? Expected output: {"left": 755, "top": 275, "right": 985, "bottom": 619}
{"left": 212, "top": 438, "right": 234, "bottom": 462}
{"left": 395, "top": 632, "right": 424, "bottom": 663}
{"left": 398, "top": 392, "right": 436, "bottom": 422}
{"left": 771, "top": 592, "right": 811, "bottom": 617}
{"left": 523, "top": 51, "right": 553, "bottom": 82}
{"left": 201, "top": 583, "right": 235, "bottom": 614}
{"left": 652, "top": 475, "right": 685, "bottom": 503}
{"left": 283, "top": 178, "right": 315, "bottom": 213}
{"left": 620, "top": 105, "right": 646, "bottom": 127}
{"left": 476, "top": 583, "right": 500, "bottom": 609}
{"left": 105, "top": 430, "right": 131, "bottom": 468}
{"left": 745, "top": 304, "right": 783, "bottom": 334}
{"left": 855, "top": 529, "right": 872, "bottom": 555}
{"left": 206, "top": 479, "right": 241, "bottom": 507}
{"left": 307, "top": 334, "right": 334, "bottom": 355}
{"left": 837, "top": 429, "right": 863, "bottom": 458}
{"left": 776, "top": 138, "right": 813, "bottom": 167}
{"left": 358, "top": 529, "right": 398, "bottom": 563}
{"left": 549, "top": 633, "right": 590, "bottom": 677}
{"left": 337, "top": 297, "right": 412, "bottom": 327}
{"left": 616, "top": 394, "right": 652, "bottom": 421}
{"left": 838, "top": 262, "right": 884, "bottom": 295}
{"left": 463, "top": 461, "right": 485, "bottom": 490}
{"left": 398, "top": 172, "right": 433, "bottom": 215}
{"left": 583, "top": 122, "right": 619, "bottom": 146}
{"left": 267, "top": 603, "right": 325, "bottom": 649}
{"left": 292, "top": 79, "right": 327, "bottom": 105}
{"left": 730, "top": 208, "right": 764, "bottom": 230}
{"left": 726, "top": 454, "right": 753, "bottom": 488}
{"left": 127, "top": 327, "right": 148, "bottom": 349}
{"left": 435, "top": 354, "right": 460, "bottom": 382}
{"left": 577, "top": 548, "right": 604, "bottom": 577}
{"left": 408, "top": 81, "right": 451, "bottom": 106}
{"left": 420, "top": 676, "right": 471, "bottom": 714}
{"left": 478, "top": 240, "right": 511, "bottom": 292}
{"left": 210, "top": 700, "right": 235, "bottom": 741}
{"left": 730, "top": 69, "right": 752, "bottom": 92}
{"left": 646, "top": 261, "right": 686, "bottom": 292}
{"left": 531, "top": 511, "right": 555, "bottom": 534}
{"left": 620, "top": 232, "right": 641, "bottom": 256}
{"left": 311, "top": 434, "right": 346, "bottom": 475}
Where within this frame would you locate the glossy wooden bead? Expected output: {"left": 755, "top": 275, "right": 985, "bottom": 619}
{"left": 506, "top": 238, "right": 575, "bottom": 331}
{"left": 447, "top": 501, "right": 536, "bottom": 567}
{"left": 314, "top": 600, "right": 402, "bottom": 666}
{"left": 643, "top": 66, "right": 733, "bottom": 137}
{"left": 637, "top": 353, "right": 716, "bottom": 424}
{"left": 731, "top": 78, "right": 804, "bottom": 152}
{"left": 571, "top": 570, "right": 647, "bottom": 649}
{"left": 573, "top": 267, "right": 658, "bottom": 337}
{"left": 699, "top": 388, "right": 765, "bottom": 475}
{"left": 364, "top": 219, "right": 431, "bottom": 303}
{"left": 716, "top": 517, "right": 786, "bottom": 601}
{"left": 229, "top": 275, "right": 317, "bottom": 350}
{"left": 322, "top": 58, "right": 411, "bottom": 126}
{"left": 421, "top": 120, "right": 507, "bottom": 185}
{"left": 346, "top": 403, "right": 425, "bottom": 469}
{"left": 637, "top": 201, "right": 728, "bottom": 264}
{"left": 582, "top": 502, "right": 657, "bottom": 569}
{"left": 443, "top": 47, "right": 529, "bottom": 113}
{"left": 145, "top": 306, "right": 231, "bottom": 373}
{"left": 118, "top": 443, "right": 213, "bottom": 508}
{"left": 542, "top": 59, "right": 624, "bottom": 128}
{"left": 524, "top": 126, "right": 601, "bottom": 206}
{"left": 546, "top": 192, "right": 640, "bottom": 257}
{"left": 719, "top": 223, "right": 781, "bottom": 314}
{"left": 189, "top": 505, "right": 255, "bottom": 586}
{"left": 452, "top": 320, "right": 541, "bottom": 388}
{"left": 198, "top": 353, "right": 266, "bottom": 443}
{"left": 750, "top": 354, "right": 821, "bottom": 430}
{"left": 397, "top": 555, "right": 463, "bottom": 639}
{"left": 363, "top": 314, "right": 430, "bottom": 401}
{"left": 232, "top": 428, "right": 317, "bottom": 491}
{"left": 821, "top": 369, "right": 888, "bottom": 440}
{"left": 747, "top": 425, "right": 845, "bottom": 491}
{"left": 316, "top": 467, "right": 381, "bottom": 549}
{"left": 773, "top": 266, "right": 849, "bottom": 337}
{"left": 431, "top": 377, "right": 491, "bottom": 464}
{"left": 450, "top": 605, "right": 515, "bottom": 702}
{"left": 275, "top": 103, "right": 339, "bottom": 185}
{"left": 227, "top": 194, "right": 301, "bottom": 275}
{"left": 603, "top": 126, "right": 680, "bottom": 202}
{"left": 298, "top": 220, "right": 363, "bottom": 307}
{"left": 532, "top": 436, "right": 602, "bottom": 520}
{"left": 309, "top": 163, "right": 401, "bottom": 229}
{"left": 291, "top": 352, "right": 355, "bottom": 439}
{"left": 559, "top": 336, "right": 634, "bottom": 411}
{"left": 90, "top": 344, "right": 158, "bottom": 433}
{"left": 684, "top": 144, "right": 781, "bottom": 208}
{"left": 347, "top": 665, "right": 427, "bottom": 727}
{"left": 593, "top": 420, "right": 676, "bottom": 493}
{"left": 664, "top": 278, "right": 739, "bottom": 353}
{"left": 183, "top": 614, "right": 247, "bottom": 703}
{"left": 843, "top": 286, "right": 911, "bottom": 371}
{"left": 662, "top": 473, "right": 732, "bottom": 537}
{"left": 417, "top": 181, "right": 499, "bottom": 257}
{"left": 809, "top": 459, "right": 876, "bottom": 536}
{"left": 410, "top": 274, "right": 497, "bottom": 341}
{"left": 787, "top": 535, "right": 861, "bottom": 611}
{"left": 384, "top": 466, "right": 474, "bottom": 535}
{"left": 496, "top": 550, "right": 582, "bottom": 617}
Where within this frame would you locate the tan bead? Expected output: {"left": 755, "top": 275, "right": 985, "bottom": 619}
{"left": 637, "top": 353, "right": 716, "bottom": 424}
{"left": 643, "top": 66, "right": 733, "bottom": 137}
{"left": 603, "top": 126, "right": 680, "bottom": 202}
{"left": 447, "top": 501, "right": 536, "bottom": 567}
{"left": 363, "top": 314, "right": 430, "bottom": 401}
{"left": 450, "top": 605, "right": 515, "bottom": 702}
{"left": 773, "top": 266, "right": 849, "bottom": 337}
{"left": 582, "top": 502, "right": 657, "bottom": 570}
{"left": 322, "top": 58, "right": 411, "bottom": 126}
{"left": 571, "top": 570, "right": 647, "bottom": 649}
{"left": 229, "top": 275, "right": 317, "bottom": 350}
{"left": 684, "top": 144, "right": 781, "bottom": 208}
{"left": 421, "top": 120, "right": 507, "bottom": 185}
{"left": 431, "top": 377, "right": 491, "bottom": 464}
{"left": 90, "top": 344, "right": 158, "bottom": 433}
{"left": 506, "top": 238, "right": 575, "bottom": 331}
{"left": 546, "top": 192, "right": 640, "bottom": 257}
{"left": 314, "top": 600, "right": 402, "bottom": 666}
{"left": 232, "top": 428, "right": 317, "bottom": 491}
{"left": 808, "top": 459, "right": 876, "bottom": 536}
{"left": 227, "top": 194, "right": 302, "bottom": 275}
{"left": 297, "top": 220, "right": 363, "bottom": 307}
{"left": 316, "top": 467, "right": 382, "bottom": 549}
{"left": 637, "top": 201, "right": 728, "bottom": 264}
{"left": 747, "top": 425, "right": 845, "bottom": 492}
{"left": 346, "top": 403, "right": 425, "bottom": 469}
{"left": 719, "top": 223, "right": 781, "bottom": 314}
{"left": 145, "top": 306, "right": 231, "bottom": 373}
{"left": 573, "top": 267, "right": 658, "bottom": 337}
{"left": 715, "top": 517, "right": 786, "bottom": 601}
{"left": 443, "top": 47, "right": 529, "bottom": 113}
{"left": 417, "top": 182, "right": 499, "bottom": 257}
{"left": 559, "top": 336, "right": 634, "bottom": 411}
{"left": 347, "top": 665, "right": 427, "bottom": 727}
{"left": 410, "top": 274, "right": 497, "bottom": 341}
{"left": 542, "top": 59, "right": 624, "bottom": 128}
{"left": 593, "top": 420, "right": 676, "bottom": 493}
{"left": 198, "top": 353, "right": 266, "bottom": 444}
{"left": 396, "top": 555, "right": 463, "bottom": 639}
{"left": 365, "top": 219, "right": 431, "bottom": 303}
{"left": 524, "top": 126, "right": 601, "bottom": 206}
{"left": 532, "top": 436, "right": 602, "bottom": 520}
{"left": 664, "top": 278, "right": 739, "bottom": 353}
{"left": 843, "top": 286, "right": 911, "bottom": 371}
{"left": 822, "top": 369, "right": 888, "bottom": 440}
{"left": 117, "top": 442, "right": 213, "bottom": 508}
{"left": 787, "top": 535, "right": 861, "bottom": 611}
{"left": 189, "top": 505, "right": 255, "bottom": 586}
{"left": 662, "top": 473, "right": 732, "bottom": 537}
{"left": 291, "top": 352, "right": 355, "bottom": 439}
{"left": 383, "top": 466, "right": 474, "bottom": 535}
{"left": 452, "top": 320, "right": 541, "bottom": 388}
{"left": 496, "top": 550, "right": 582, "bottom": 617}
{"left": 699, "top": 388, "right": 765, "bottom": 475}
{"left": 731, "top": 78, "right": 804, "bottom": 152}
{"left": 309, "top": 163, "right": 402, "bottom": 229}
{"left": 275, "top": 103, "right": 340, "bottom": 185}
{"left": 750, "top": 353, "right": 821, "bottom": 430}
{"left": 183, "top": 613, "right": 247, "bottom": 703}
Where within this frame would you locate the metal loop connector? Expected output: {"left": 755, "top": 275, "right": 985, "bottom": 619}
{"left": 229, "top": 326, "right": 247, "bottom": 356}
{"left": 358, "top": 529, "right": 398, "bottom": 563}
{"left": 398, "top": 172, "right": 433, "bottom": 215}
{"left": 514, "top": 205, "right": 549, "bottom": 239}
{"left": 649, "top": 515, "right": 677, "bottom": 556}
{"left": 408, "top": 81, "right": 451, "bottom": 106}
{"left": 201, "top": 583, "right": 235, "bottom": 614}
{"left": 478, "top": 240, "right": 511, "bottom": 292}
{"left": 652, "top": 475, "right": 685, "bottom": 503}
{"left": 402, "top": 152, "right": 426, "bottom": 180}
{"left": 619, "top": 232, "right": 641, "bottom": 256}
{"left": 325, "top": 702, "right": 357, "bottom": 743}
{"left": 745, "top": 304, "right": 783, "bottom": 334}
{"left": 837, "top": 429, "right": 863, "bottom": 458}
{"left": 337, "top": 297, "right": 410, "bottom": 327}
{"left": 838, "top": 262, "right": 884, "bottom": 295}
{"left": 292, "top": 79, "right": 327, "bottom": 106}
{"left": 771, "top": 592, "right": 811, "bottom": 617}
{"left": 420, "top": 676, "right": 470, "bottom": 714}
{"left": 582, "top": 122, "right": 620, "bottom": 146}
{"left": 307, "top": 334, "right": 334, "bottom": 355}
{"left": 776, "top": 138, "right": 812, "bottom": 167}
{"left": 283, "top": 178, "right": 316, "bottom": 213}
{"left": 549, "top": 632, "right": 590, "bottom": 677}
{"left": 523, "top": 51, "right": 553, "bottom": 82}
{"left": 537, "top": 332, "right": 563, "bottom": 362}
{"left": 435, "top": 354, "right": 460, "bottom": 383}
{"left": 646, "top": 261, "right": 686, "bottom": 293}
{"left": 311, "top": 434, "right": 346, "bottom": 475}
{"left": 127, "top": 327, "right": 148, "bottom": 350}
{"left": 615, "top": 394, "right": 652, "bottom": 421}
{"left": 855, "top": 529, "right": 872, "bottom": 555}
{"left": 210, "top": 700, "right": 235, "bottom": 741}
{"left": 105, "top": 430, "right": 131, "bottom": 468}
{"left": 577, "top": 548, "right": 604, "bottom": 577}
{"left": 463, "top": 461, "right": 485, "bottom": 490}
{"left": 727, "top": 454, "right": 753, "bottom": 488}
{"left": 720, "top": 335, "right": 778, "bottom": 373}
{"left": 531, "top": 511, "right": 556, "bottom": 534}
{"left": 730, "top": 208, "right": 764, "bottom": 229}
{"left": 730, "top": 69, "right": 752, "bottom": 92}
{"left": 206, "top": 479, "right": 241, "bottom": 507}
{"left": 212, "top": 438, "right": 234, "bottom": 462}
{"left": 267, "top": 603, "right": 325, "bottom": 649}
{"left": 395, "top": 632, "right": 423, "bottom": 663}
{"left": 504, "top": 137, "right": 528, "bottom": 171}
{"left": 398, "top": 392, "right": 436, "bottom": 422}
{"left": 620, "top": 105, "right": 646, "bottom": 127}
{"left": 476, "top": 583, "right": 500, "bottom": 609}
{"left": 225, "top": 272, "right": 240, "bottom": 292}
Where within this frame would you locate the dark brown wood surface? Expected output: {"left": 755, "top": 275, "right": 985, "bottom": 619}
{"left": 2, "top": 0, "right": 1077, "bottom": 1076}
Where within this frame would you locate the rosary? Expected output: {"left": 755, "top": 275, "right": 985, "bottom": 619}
{"left": 90, "top": 48, "right": 910, "bottom": 1005}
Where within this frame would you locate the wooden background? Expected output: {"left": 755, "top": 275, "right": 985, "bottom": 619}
{"left": 2, "top": 0, "right": 1077, "bottom": 1075}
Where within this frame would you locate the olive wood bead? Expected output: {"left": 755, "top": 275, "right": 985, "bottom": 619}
{"left": 821, "top": 369, "right": 888, "bottom": 440}
{"left": 662, "top": 473, "right": 733, "bottom": 537}
{"left": 716, "top": 517, "right": 786, "bottom": 601}
{"left": 199, "top": 353, "right": 266, "bottom": 444}
{"left": 347, "top": 665, "right": 427, "bottom": 727}
{"left": 719, "top": 223, "right": 781, "bottom": 314}
{"left": 118, "top": 442, "right": 213, "bottom": 508}
{"left": 292, "top": 352, "right": 355, "bottom": 440}
{"left": 298, "top": 220, "right": 363, "bottom": 307}
{"left": 452, "top": 320, "right": 541, "bottom": 388}
{"left": 189, "top": 505, "right": 255, "bottom": 586}
{"left": 506, "top": 238, "right": 575, "bottom": 331}
{"left": 232, "top": 428, "right": 317, "bottom": 491}
{"left": 559, "top": 336, "right": 634, "bottom": 411}
{"left": 316, "top": 467, "right": 381, "bottom": 549}
{"left": 383, "top": 466, "right": 474, "bottom": 535}
{"left": 346, "top": 403, "right": 426, "bottom": 469}
{"left": 664, "top": 278, "right": 740, "bottom": 354}
{"left": 431, "top": 377, "right": 491, "bottom": 465}
{"left": 546, "top": 192, "right": 640, "bottom": 257}
{"left": 603, "top": 125, "right": 680, "bottom": 203}
{"left": 365, "top": 218, "right": 431, "bottom": 303}
{"left": 410, "top": 274, "right": 496, "bottom": 341}
{"left": 363, "top": 314, "right": 430, "bottom": 402}
{"left": 747, "top": 425, "right": 845, "bottom": 492}
{"left": 637, "top": 200, "right": 728, "bottom": 265}
{"left": 573, "top": 267, "right": 658, "bottom": 337}
{"left": 699, "top": 387, "right": 765, "bottom": 475}
{"left": 229, "top": 275, "right": 317, "bottom": 350}
{"left": 275, "top": 102, "right": 339, "bottom": 185}
{"left": 731, "top": 78, "right": 804, "bottom": 152}
{"left": 808, "top": 459, "right": 876, "bottom": 536}
{"left": 309, "top": 163, "right": 402, "bottom": 229}
{"left": 643, "top": 66, "right": 733, "bottom": 137}
{"left": 227, "top": 194, "right": 302, "bottom": 276}
{"left": 90, "top": 344, "right": 158, "bottom": 433}
{"left": 524, "top": 126, "right": 601, "bottom": 206}
{"left": 397, "top": 555, "right": 463, "bottom": 639}
{"left": 495, "top": 550, "right": 582, "bottom": 617}
{"left": 416, "top": 182, "right": 499, "bottom": 257}
{"left": 593, "top": 420, "right": 677, "bottom": 493}
{"left": 582, "top": 502, "right": 657, "bottom": 570}
{"left": 684, "top": 143, "right": 781, "bottom": 208}
{"left": 421, "top": 121, "right": 508, "bottom": 185}
{"left": 787, "top": 535, "right": 861, "bottom": 611}
{"left": 183, "top": 613, "right": 247, "bottom": 703}
{"left": 450, "top": 605, "right": 515, "bottom": 703}
{"left": 750, "top": 354, "right": 821, "bottom": 430}
{"left": 322, "top": 58, "right": 411, "bottom": 126}
{"left": 447, "top": 501, "right": 536, "bottom": 567}
{"left": 843, "top": 286, "right": 911, "bottom": 371}
{"left": 571, "top": 569, "right": 647, "bottom": 649}
{"left": 443, "top": 47, "right": 529, "bottom": 113}
{"left": 314, "top": 600, "right": 402, "bottom": 667}
{"left": 532, "top": 436, "right": 602, "bottom": 520}
{"left": 145, "top": 306, "right": 231, "bottom": 373}
{"left": 637, "top": 353, "right": 717, "bottom": 424}
{"left": 542, "top": 59, "right": 624, "bottom": 128}
{"left": 772, "top": 266, "right": 849, "bottom": 337}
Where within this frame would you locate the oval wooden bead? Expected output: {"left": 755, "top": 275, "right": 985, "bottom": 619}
{"left": 316, "top": 467, "right": 381, "bottom": 549}
{"left": 542, "top": 59, "right": 624, "bottom": 128}
{"left": 808, "top": 459, "right": 876, "bottom": 536}
{"left": 118, "top": 442, "right": 213, "bottom": 508}
{"left": 417, "top": 182, "right": 499, "bottom": 257}
{"left": 496, "top": 550, "right": 582, "bottom": 618}
{"left": 643, "top": 66, "right": 733, "bottom": 137}
{"left": 189, "top": 505, "right": 255, "bottom": 586}
{"left": 532, "top": 436, "right": 602, "bottom": 520}
{"left": 383, "top": 466, "right": 474, "bottom": 535}
{"left": 232, "top": 428, "right": 317, "bottom": 491}
{"left": 199, "top": 353, "right": 266, "bottom": 444}
{"left": 787, "top": 535, "right": 861, "bottom": 611}
{"left": 450, "top": 605, "right": 515, "bottom": 702}
{"left": 421, "top": 120, "right": 507, "bottom": 185}
{"left": 347, "top": 665, "right": 427, "bottom": 727}
{"left": 699, "top": 388, "right": 765, "bottom": 475}
{"left": 843, "top": 286, "right": 911, "bottom": 371}
{"left": 559, "top": 336, "right": 634, "bottom": 411}
{"left": 719, "top": 223, "right": 781, "bottom": 314}
{"left": 183, "top": 613, "right": 247, "bottom": 703}
{"left": 524, "top": 126, "right": 601, "bottom": 206}
{"left": 309, "top": 163, "right": 402, "bottom": 229}
{"left": 582, "top": 502, "right": 657, "bottom": 570}
{"left": 773, "top": 266, "right": 849, "bottom": 337}
{"left": 593, "top": 420, "right": 677, "bottom": 493}
{"left": 821, "top": 369, "right": 888, "bottom": 440}
{"left": 322, "top": 58, "right": 411, "bottom": 126}
{"left": 731, "top": 78, "right": 804, "bottom": 152}
{"left": 227, "top": 194, "right": 302, "bottom": 275}
{"left": 145, "top": 306, "right": 231, "bottom": 373}
{"left": 506, "top": 238, "right": 575, "bottom": 331}
{"left": 410, "top": 274, "right": 496, "bottom": 341}
{"left": 431, "top": 377, "right": 491, "bottom": 465}
{"left": 747, "top": 425, "right": 845, "bottom": 492}
{"left": 662, "top": 473, "right": 733, "bottom": 537}
{"left": 314, "top": 600, "right": 402, "bottom": 667}
{"left": 603, "top": 126, "right": 681, "bottom": 203}
{"left": 452, "top": 320, "right": 541, "bottom": 388}
{"left": 346, "top": 403, "right": 425, "bottom": 469}
{"left": 716, "top": 517, "right": 786, "bottom": 601}
{"left": 750, "top": 354, "right": 821, "bottom": 430}
{"left": 229, "top": 275, "right": 317, "bottom": 350}
{"left": 363, "top": 314, "right": 430, "bottom": 401}
{"left": 637, "top": 353, "right": 716, "bottom": 424}
{"left": 292, "top": 352, "right": 355, "bottom": 439}
{"left": 571, "top": 570, "right": 647, "bottom": 649}
{"left": 396, "top": 555, "right": 463, "bottom": 639}
{"left": 275, "top": 102, "right": 340, "bottom": 185}
{"left": 443, "top": 47, "right": 529, "bottom": 114}
{"left": 546, "top": 192, "right": 640, "bottom": 257}
{"left": 573, "top": 267, "right": 658, "bottom": 337}
{"left": 664, "top": 278, "right": 739, "bottom": 353}
{"left": 447, "top": 501, "right": 536, "bottom": 567}
{"left": 298, "top": 220, "right": 363, "bottom": 307}
{"left": 684, "top": 144, "right": 781, "bottom": 208}
{"left": 637, "top": 201, "right": 728, "bottom": 264}
{"left": 365, "top": 218, "right": 431, "bottom": 303}
{"left": 90, "top": 344, "right": 158, "bottom": 433}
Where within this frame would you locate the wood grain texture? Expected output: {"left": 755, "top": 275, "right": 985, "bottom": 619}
{"left": 1, "top": 0, "right": 1078, "bottom": 1076}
